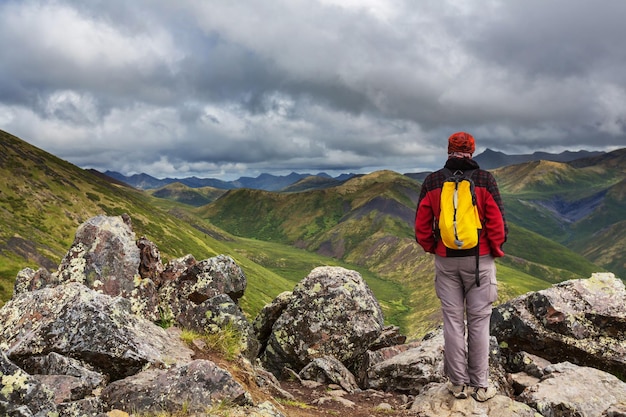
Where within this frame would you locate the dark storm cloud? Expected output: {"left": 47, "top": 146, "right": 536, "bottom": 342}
{"left": 0, "top": 0, "right": 624, "bottom": 180}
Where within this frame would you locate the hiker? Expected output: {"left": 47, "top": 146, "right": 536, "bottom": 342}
{"left": 414, "top": 132, "right": 507, "bottom": 401}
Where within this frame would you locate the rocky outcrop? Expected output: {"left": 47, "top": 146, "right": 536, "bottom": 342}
{"left": 491, "top": 272, "right": 626, "bottom": 377}
{"left": 1, "top": 214, "right": 626, "bottom": 416}
{"left": 101, "top": 359, "right": 252, "bottom": 413}
{"left": 0, "top": 282, "right": 192, "bottom": 381}
{"left": 259, "top": 266, "right": 385, "bottom": 376}
{"left": 0, "top": 215, "right": 266, "bottom": 415}
{"left": 515, "top": 362, "right": 626, "bottom": 417}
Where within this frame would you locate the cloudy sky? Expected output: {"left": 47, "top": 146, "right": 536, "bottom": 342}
{"left": 1, "top": 0, "right": 625, "bottom": 180}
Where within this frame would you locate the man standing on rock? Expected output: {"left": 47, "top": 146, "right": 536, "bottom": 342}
{"left": 414, "top": 132, "right": 507, "bottom": 401}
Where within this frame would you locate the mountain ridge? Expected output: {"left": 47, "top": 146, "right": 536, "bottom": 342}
{"left": 1, "top": 128, "right": 623, "bottom": 337}
{"left": 104, "top": 148, "right": 604, "bottom": 191}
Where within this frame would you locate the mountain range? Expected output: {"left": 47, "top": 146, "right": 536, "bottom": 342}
{"left": 1, "top": 128, "right": 623, "bottom": 338}
{"left": 104, "top": 169, "right": 359, "bottom": 192}
{"left": 104, "top": 148, "right": 604, "bottom": 191}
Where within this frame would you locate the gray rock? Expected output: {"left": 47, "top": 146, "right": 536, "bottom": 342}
{"left": 253, "top": 290, "right": 293, "bottom": 354}
{"left": 57, "top": 397, "right": 104, "bottom": 417}
{"left": 352, "top": 340, "right": 421, "bottom": 388}
{"left": 299, "top": 355, "right": 360, "bottom": 393}
{"left": 56, "top": 214, "right": 140, "bottom": 291}
{"left": 260, "top": 266, "right": 385, "bottom": 376}
{"left": 491, "top": 273, "right": 626, "bottom": 378}
{"left": 366, "top": 330, "right": 446, "bottom": 393}
{"left": 177, "top": 293, "right": 260, "bottom": 362}
{"left": 159, "top": 254, "right": 248, "bottom": 322}
{"left": 0, "top": 282, "right": 193, "bottom": 381}
{"left": 411, "top": 382, "right": 537, "bottom": 417}
{"left": 13, "top": 267, "right": 57, "bottom": 296}
{"left": 0, "top": 351, "right": 57, "bottom": 416}
{"left": 55, "top": 214, "right": 161, "bottom": 321}
{"left": 517, "top": 361, "right": 626, "bottom": 417}
{"left": 19, "top": 352, "right": 107, "bottom": 400}
{"left": 101, "top": 359, "right": 252, "bottom": 413}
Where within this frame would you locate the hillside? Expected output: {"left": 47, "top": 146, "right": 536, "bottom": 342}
{"left": 2, "top": 129, "right": 620, "bottom": 338}
{"left": 0, "top": 130, "right": 236, "bottom": 301}
{"left": 474, "top": 148, "right": 606, "bottom": 169}
{"left": 0, "top": 130, "right": 420, "bottom": 335}
{"left": 198, "top": 169, "right": 602, "bottom": 336}
{"left": 147, "top": 182, "right": 227, "bottom": 206}
{"left": 492, "top": 150, "right": 626, "bottom": 277}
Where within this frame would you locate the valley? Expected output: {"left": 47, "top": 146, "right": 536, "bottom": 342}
{"left": 1, "top": 128, "right": 624, "bottom": 339}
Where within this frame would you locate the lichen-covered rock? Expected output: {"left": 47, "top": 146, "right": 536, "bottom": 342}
{"left": 177, "top": 293, "right": 260, "bottom": 362}
{"left": 57, "top": 396, "right": 104, "bottom": 416}
{"left": 19, "top": 352, "right": 107, "bottom": 399}
{"left": 260, "top": 266, "right": 385, "bottom": 376}
{"left": 55, "top": 214, "right": 161, "bottom": 321}
{"left": 491, "top": 272, "right": 626, "bottom": 377}
{"left": 13, "top": 267, "right": 58, "bottom": 296}
{"left": 0, "top": 351, "right": 57, "bottom": 416}
{"left": 366, "top": 329, "right": 446, "bottom": 393}
{"left": 517, "top": 361, "right": 626, "bottom": 417}
{"left": 253, "top": 290, "right": 293, "bottom": 355}
{"left": 161, "top": 254, "right": 197, "bottom": 282}
{"left": 0, "top": 282, "right": 193, "bottom": 381}
{"left": 101, "top": 359, "right": 251, "bottom": 413}
{"left": 299, "top": 356, "right": 360, "bottom": 393}
{"left": 159, "top": 254, "right": 247, "bottom": 320}
{"left": 56, "top": 214, "right": 140, "bottom": 290}
{"left": 410, "top": 382, "right": 537, "bottom": 417}
{"left": 352, "top": 340, "right": 421, "bottom": 388}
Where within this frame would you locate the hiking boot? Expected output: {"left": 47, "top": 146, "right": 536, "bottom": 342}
{"left": 472, "top": 385, "right": 497, "bottom": 402}
{"left": 447, "top": 382, "right": 470, "bottom": 399}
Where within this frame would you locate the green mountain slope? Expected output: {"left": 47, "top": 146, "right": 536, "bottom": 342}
{"left": 0, "top": 130, "right": 415, "bottom": 334}
{"left": 492, "top": 152, "right": 626, "bottom": 277}
{"left": 198, "top": 168, "right": 604, "bottom": 336}
{"left": 147, "top": 182, "right": 227, "bottom": 206}
{"left": 2, "top": 129, "right": 618, "bottom": 339}
{"left": 0, "top": 130, "right": 234, "bottom": 300}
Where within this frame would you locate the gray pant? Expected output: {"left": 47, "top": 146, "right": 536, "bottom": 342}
{"left": 434, "top": 255, "right": 497, "bottom": 388}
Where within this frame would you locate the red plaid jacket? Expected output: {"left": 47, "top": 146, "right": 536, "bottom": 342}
{"left": 415, "top": 158, "right": 508, "bottom": 257}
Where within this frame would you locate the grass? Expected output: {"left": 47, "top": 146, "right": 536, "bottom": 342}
{"left": 180, "top": 325, "right": 242, "bottom": 362}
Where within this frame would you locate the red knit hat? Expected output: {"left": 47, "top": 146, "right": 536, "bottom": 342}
{"left": 448, "top": 132, "right": 475, "bottom": 155}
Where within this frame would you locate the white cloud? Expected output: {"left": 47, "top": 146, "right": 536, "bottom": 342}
{"left": 0, "top": 0, "right": 625, "bottom": 179}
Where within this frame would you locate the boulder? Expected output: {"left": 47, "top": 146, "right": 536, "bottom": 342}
{"left": 176, "top": 293, "right": 260, "bottom": 362}
{"left": 56, "top": 214, "right": 140, "bottom": 291}
{"left": 517, "top": 361, "right": 626, "bottom": 417}
{"left": 20, "top": 352, "right": 107, "bottom": 401}
{"left": 352, "top": 340, "right": 421, "bottom": 388}
{"left": 159, "top": 254, "right": 248, "bottom": 321}
{"left": 253, "top": 290, "right": 293, "bottom": 355}
{"left": 491, "top": 272, "right": 626, "bottom": 377}
{"left": 0, "top": 282, "right": 193, "bottom": 381}
{"left": 259, "top": 266, "right": 385, "bottom": 376}
{"left": 0, "top": 351, "right": 57, "bottom": 416}
{"left": 366, "top": 329, "right": 446, "bottom": 393}
{"left": 55, "top": 214, "right": 161, "bottom": 321}
{"left": 410, "top": 382, "right": 537, "bottom": 417}
{"left": 365, "top": 330, "right": 510, "bottom": 397}
{"left": 13, "top": 267, "right": 57, "bottom": 296}
{"left": 299, "top": 356, "right": 360, "bottom": 393}
{"left": 160, "top": 254, "right": 197, "bottom": 282}
{"left": 101, "top": 359, "right": 252, "bottom": 413}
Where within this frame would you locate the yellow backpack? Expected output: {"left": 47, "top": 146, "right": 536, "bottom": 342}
{"left": 438, "top": 169, "right": 482, "bottom": 250}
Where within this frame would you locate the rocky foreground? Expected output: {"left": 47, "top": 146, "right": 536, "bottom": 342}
{"left": 0, "top": 214, "right": 625, "bottom": 416}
